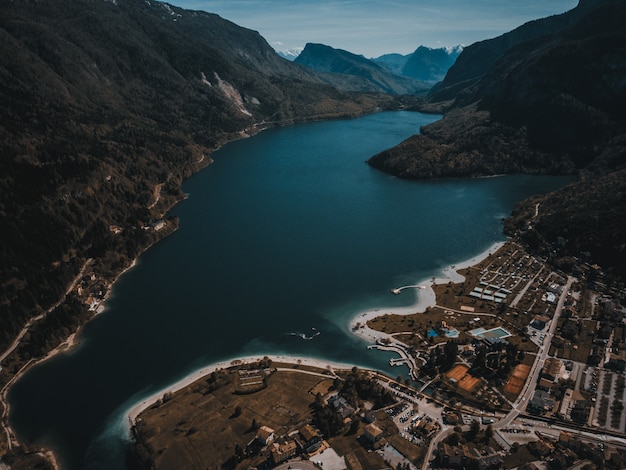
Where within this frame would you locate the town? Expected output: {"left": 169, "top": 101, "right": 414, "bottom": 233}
{"left": 131, "top": 240, "right": 626, "bottom": 470}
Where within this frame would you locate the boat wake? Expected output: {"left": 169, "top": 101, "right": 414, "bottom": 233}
{"left": 288, "top": 327, "right": 320, "bottom": 340}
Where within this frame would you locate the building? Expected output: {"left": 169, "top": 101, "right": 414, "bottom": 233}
{"left": 442, "top": 410, "right": 461, "bottom": 425}
{"left": 570, "top": 398, "right": 591, "bottom": 424}
{"left": 471, "top": 447, "right": 504, "bottom": 470}
{"left": 438, "top": 443, "right": 502, "bottom": 469}
{"left": 541, "top": 358, "right": 563, "bottom": 382}
{"left": 298, "top": 424, "right": 323, "bottom": 453}
{"left": 256, "top": 425, "right": 275, "bottom": 446}
{"left": 538, "top": 378, "right": 554, "bottom": 392}
{"left": 529, "top": 438, "right": 555, "bottom": 457}
{"left": 531, "top": 315, "right": 549, "bottom": 330}
{"left": 270, "top": 439, "right": 297, "bottom": 464}
{"left": 438, "top": 443, "right": 474, "bottom": 468}
{"left": 460, "top": 344, "right": 476, "bottom": 356}
{"left": 548, "top": 283, "right": 563, "bottom": 294}
{"left": 559, "top": 431, "right": 583, "bottom": 452}
{"left": 528, "top": 390, "right": 556, "bottom": 415}
{"left": 328, "top": 394, "right": 355, "bottom": 421}
{"left": 363, "top": 423, "right": 383, "bottom": 445}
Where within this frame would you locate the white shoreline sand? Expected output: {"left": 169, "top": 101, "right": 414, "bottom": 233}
{"left": 126, "top": 355, "right": 355, "bottom": 427}
{"left": 349, "top": 241, "right": 506, "bottom": 343}
{"left": 125, "top": 241, "right": 506, "bottom": 429}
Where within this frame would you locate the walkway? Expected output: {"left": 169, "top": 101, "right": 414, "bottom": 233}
{"left": 391, "top": 284, "right": 427, "bottom": 295}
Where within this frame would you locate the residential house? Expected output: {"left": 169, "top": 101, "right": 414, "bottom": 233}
{"left": 471, "top": 447, "right": 504, "bottom": 470}
{"left": 438, "top": 443, "right": 474, "bottom": 468}
{"left": 256, "top": 425, "right": 275, "bottom": 446}
{"left": 328, "top": 394, "right": 355, "bottom": 421}
{"left": 528, "top": 390, "right": 556, "bottom": 415}
{"left": 530, "top": 439, "right": 555, "bottom": 457}
{"left": 537, "top": 378, "right": 554, "bottom": 392}
{"left": 541, "top": 358, "right": 563, "bottom": 382}
{"left": 363, "top": 423, "right": 383, "bottom": 445}
{"left": 270, "top": 439, "right": 297, "bottom": 464}
{"left": 558, "top": 431, "right": 582, "bottom": 452}
{"left": 298, "top": 424, "right": 323, "bottom": 453}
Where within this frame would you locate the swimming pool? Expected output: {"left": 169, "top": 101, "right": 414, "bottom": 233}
{"left": 469, "top": 326, "right": 512, "bottom": 339}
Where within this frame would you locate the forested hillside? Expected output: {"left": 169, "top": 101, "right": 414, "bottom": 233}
{"left": 367, "top": 0, "right": 626, "bottom": 277}
{"left": 0, "top": 0, "right": 395, "bottom": 370}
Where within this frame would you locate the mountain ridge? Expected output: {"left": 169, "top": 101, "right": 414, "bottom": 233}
{"left": 367, "top": 0, "right": 626, "bottom": 277}
{"left": 0, "top": 6, "right": 398, "bottom": 461}
{"left": 294, "top": 42, "right": 431, "bottom": 94}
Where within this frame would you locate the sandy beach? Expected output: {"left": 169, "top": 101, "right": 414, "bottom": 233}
{"left": 126, "top": 241, "right": 505, "bottom": 428}
{"left": 349, "top": 241, "right": 506, "bottom": 343}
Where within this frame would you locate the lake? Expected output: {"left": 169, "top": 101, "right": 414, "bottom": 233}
{"left": 8, "top": 111, "right": 572, "bottom": 469}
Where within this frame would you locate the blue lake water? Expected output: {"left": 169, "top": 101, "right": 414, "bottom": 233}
{"left": 8, "top": 111, "right": 573, "bottom": 469}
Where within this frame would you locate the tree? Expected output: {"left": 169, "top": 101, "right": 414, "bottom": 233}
{"left": 484, "top": 424, "right": 494, "bottom": 443}
{"left": 234, "top": 443, "right": 244, "bottom": 461}
{"left": 467, "top": 420, "right": 480, "bottom": 441}
{"left": 315, "top": 392, "right": 324, "bottom": 407}
{"left": 448, "top": 432, "right": 461, "bottom": 446}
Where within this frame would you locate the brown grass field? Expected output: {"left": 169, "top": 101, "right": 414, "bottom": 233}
{"left": 133, "top": 366, "right": 393, "bottom": 470}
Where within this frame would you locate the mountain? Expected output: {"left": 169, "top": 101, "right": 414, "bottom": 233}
{"left": 0, "top": 0, "right": 399, "bottom": 407}
{"left": 372, "top": 53, "right": 410, "bottom": 76}
{"left": 373, "top": 46, "right": 462, "bottom": 82}
{"left": 368, "top": 0, "right": 626, "bottom": 277}
{"left": 401, "top": 46, "right": 462, "bottom": 82}
{"left": 276, "top": 48, "right": 303, "bottom": 61}
{"left": 429, "top": 0, "right": 621, "bottom": 103}
{"left": 294, "top": 43, "right": 430, "bottom": 95}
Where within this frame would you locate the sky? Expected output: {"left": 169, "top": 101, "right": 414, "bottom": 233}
{"left": 167, "top": 0, "right": 579, "bottom": 58}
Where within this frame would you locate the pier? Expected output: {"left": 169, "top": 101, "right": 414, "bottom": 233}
{"left": 391, "top": 284, "right": 427, "bottom": 295}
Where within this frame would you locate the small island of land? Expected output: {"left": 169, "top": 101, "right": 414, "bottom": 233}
{"left": 130, "top": 240, "right": 626, "bottom": 470}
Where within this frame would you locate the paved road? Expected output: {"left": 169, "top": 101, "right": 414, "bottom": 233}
{"left": 494, "top": 276, "right": 575, "bottom": 441}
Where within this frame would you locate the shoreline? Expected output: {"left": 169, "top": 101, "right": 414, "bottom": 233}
{"left": 126, "top": 354, "right": 356, "bottom": 427}
{"left": 349, "top": 240, "right": 506, "bottom": 343}
{"left": 126, "top": 240, "right": 506, "bottom": 429}
{"left": 0, "top": 107, "right": 409, "bottom": 467}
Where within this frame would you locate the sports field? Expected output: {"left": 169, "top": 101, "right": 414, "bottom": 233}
{"left": 504, "top": 364, "right": 530, "bottom": 395}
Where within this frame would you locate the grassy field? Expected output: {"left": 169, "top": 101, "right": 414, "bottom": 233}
{"left": 134, "top": 367, "right": 333, "bottom": 469}
{"left": 132, "top": 364, "right": 407, "bottom": 470}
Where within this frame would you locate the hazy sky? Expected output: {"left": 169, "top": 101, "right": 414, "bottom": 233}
{"left": 167, "top": 0, "right": 579, "bottom": 57}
